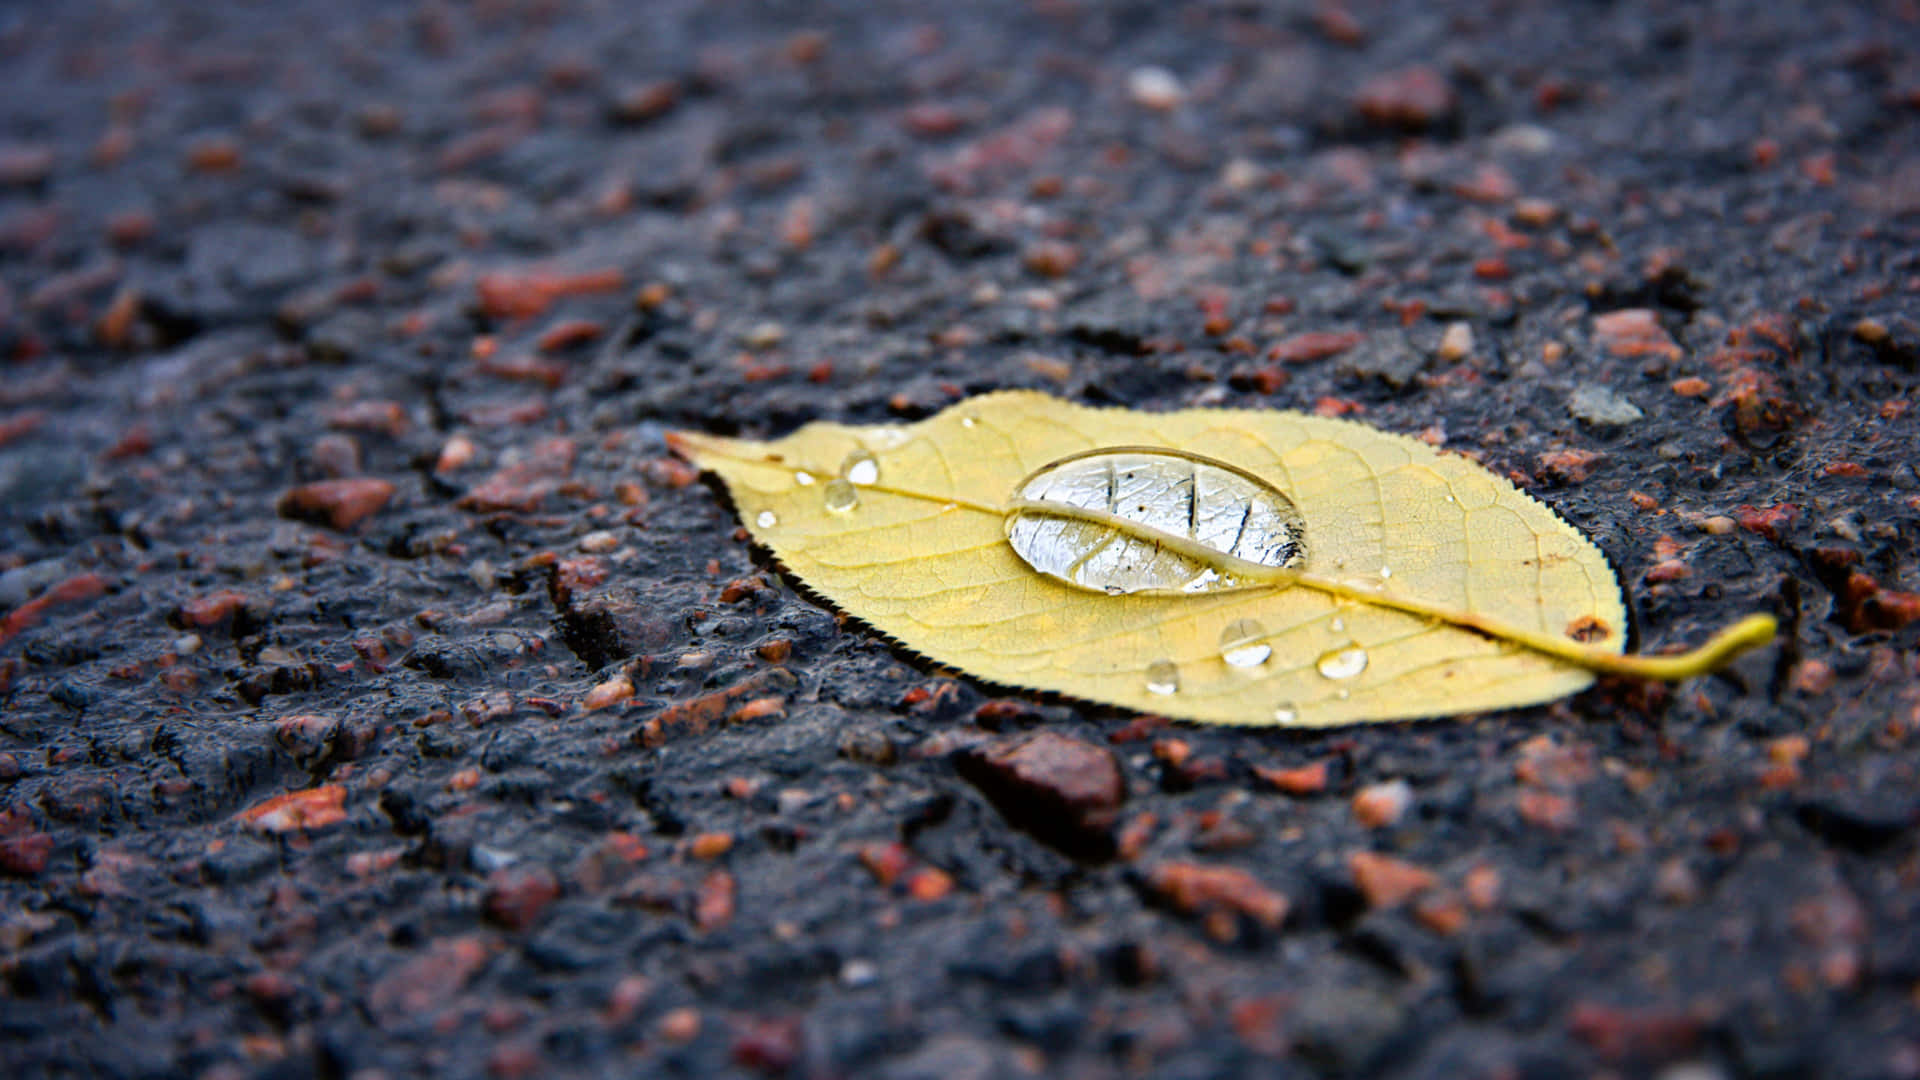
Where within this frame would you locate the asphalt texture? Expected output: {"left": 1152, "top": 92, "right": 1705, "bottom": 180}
{"left": 3, "top": 1, "right": 1920, "bottom": 1077}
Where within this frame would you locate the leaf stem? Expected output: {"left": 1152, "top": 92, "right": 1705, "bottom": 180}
{"left": 1005, "top": 503, "right": 1777, "bottom": 681}
{"left": 1289, "top": 570, "right": 1777, "bottom": 681}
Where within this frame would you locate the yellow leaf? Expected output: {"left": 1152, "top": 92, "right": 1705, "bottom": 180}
{"left": 671, "top": 391, "right": 1774, "bottom": 727}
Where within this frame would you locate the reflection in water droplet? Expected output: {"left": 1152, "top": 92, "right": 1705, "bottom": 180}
{"left": 1329, "top": 617, "right": 1346, "bottom": 633}
{"left": 1181, "top": 569, "right": 1221, "bottom": 593}
{"left": 842, "top": 449, "right": 880, "bottom": 486}
{"left": 1379, "top": 566, "right": 1392, "bottom": 580}
{"left": 960, "top": 415, "right": 979, "bottom": 428}
{"left": 1272, "top": 704, "right": 1298, "bottom": 725}
{"left": 1144, "top": 659, "right": 1180, "bottom": 696}
{"left": 794, "top": 470, "right": 816, "bottom": 486}
{"left": 1316, "top": 645, "right": 1369, "bottom": 681}
{"left": 823, "top": 478, "right": 859, "bottom": 512}
{"left": 1219, "top": 618, "right": 1272, "bottom": 668}
{"left": 1445, "top": 494, "right": 1457, "bottom": 503}
{"left": 756, "top": 510, "right": 778, "bottom": 528}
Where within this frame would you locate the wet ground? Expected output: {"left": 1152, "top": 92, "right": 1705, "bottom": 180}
{"left": 2, "top": 1, "right": 1919, "bottom": 1076}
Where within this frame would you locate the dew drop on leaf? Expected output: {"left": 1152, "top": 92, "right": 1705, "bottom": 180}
{"left": 1272, "top": 703, "right": 1298, "bottom": 724}
{"left": 1005, "top": 447, "right": 1307, "bottom": 595}
{"left": 1316, "top": 645, "right": 1369, "bottom": 681}
{"left": 961, "top": 415, "right": 979, "bottom": 428}
{"left": 1329, "top": 616, "right": 1346, "bottom": 633}
{"left": 1219, "top": 618, "right": 1273, "bottom": 668}
{"left": 842, "top": 449, "right": 880, "bottom": 486}
{"left": 756, "top": 510, "right": 778, "bottom": 528}
{"left": 823, "top": 478, "right": 860, "bottom": 513}
{"left": 794, "top": 470, "right": 816, "bottom": 486}
{"left": 1144, "top": 658, "right": 1180, "bottom": 695}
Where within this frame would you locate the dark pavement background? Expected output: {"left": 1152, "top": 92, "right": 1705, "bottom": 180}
{"left": 2, "top": 2, "right": 1919, "bottom": 1077}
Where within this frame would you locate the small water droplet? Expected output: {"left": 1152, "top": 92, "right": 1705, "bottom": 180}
{"left": 842, "top": 449, "right": 880, "bottom": 486}
{"left": 1316, "top": 645, "right": 1369, "bottom": 681}
{"left": 1329, "top": 617, "right": 1346, "bottom": 633}
{"left": 755, "top": 510, "right": 778, "bottom": 528}
{"left": 794, "top": 470, "right": 816, "bottom": 486}
{"left": 1219, "top": 618, "right": 1272, "bottom": 668}
{"left": 1445, "top": 494, "right": 1456, "bottom": 503}
{"left": 1336, "top": 688, "right": 1351, "bottom": 700}
{"left": 823, "top": 478, "right": 859, "bottom": 512}
{"left": 1379, "top": 565, "right": 1392, "bottom": 580}
{"left": 866, "top": 429, "right": 908, "bottom": 450}
{"left": 960, "top": 415, "right": 979, "bottom": 428}
{"left": 1272, "top": 704, "right": 1298, "bottom": 724}
{"left": 1144, "top": 659, "right": 1180, "bottom": 696}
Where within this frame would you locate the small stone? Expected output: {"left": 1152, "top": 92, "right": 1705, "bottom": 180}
{"left": 437, "top": 435, "right": 478, "bottom": 473}
{"left": 1127, "top": 66, "right": 1185, "bottom": 111}
{"left": 1592, "top": 308, "right": 1681, "bottom": 362}
{"left": 1251, "top": 760, "right": 1329, "bottom": 795}
{"left": 1411, "top": 892, "right": 1469, "bottom": 935}
{"left": 0, "top": 143, "right": 56, "bottom": 187}
{"left": 741, "top": 322, "right": 785, "bottom": 350}
{"left": 906, "top": 866, "right": 955, "bottom": 901}
{"left": 0, "top": 828, "right": 53, "bottom": 876}
{"left": 731, "top": 1016, "right": 804, "bottom": 1074}
{"left": 582, "top": 674, "right": 634, "bottom": 711}
{"left": 1142, "top": 861, "right": 1290, "bottom": 929}
{"left": 1270, "top": 330, "right": 1364, "bottom": 363}
{"left": 1355, "top": 66, "right": 1457, "bottom": 130}
{"left": 1516, "top": 789, "right": 1578, "bottom": 831}
{"left": 1512, "top": 198, "right": 1560, "bottom": 226}
{"left": 609, "top": 80, "right": 680, "bottom": 124}
{"left": 1539, "top": 448, "right": 1606, "bottom": 484}
{"left": 688, "top": 832, "right": 734, "bottom": 859}
{"left": 484, "top": 866, "right": 561, "bottom": 930}
{"left": 1569, "top": 384, "right": 1645, "bottom": 426}
{"left": 1653, "top": 858, "right": 1702, "bottom": 905}
{"left": 175, "top": 590, "right": 252, "bottom": 629}
{"left": 237, "top": 785, "right": 348, "bottom": 833}
{"left": 1349, "top": 850, "right": 1437, "bottom": 908}
{"left": 1351, "top": 779, "right": 1412, "bottom": 827}
{"left": 695, "top": 869, "right": 735, "bottom": 930}
{"left": 1436, "top": 322, "right": 1474, "bottom": 363}
{"left": 1023, "top": 241, "right": 1079, "bottom": 278}
{"left": 368, "top": 936, "right": 491, "bottom": 1021}
{"left": 956, "top": 732, "right": 1125, "bottom": 857}
{"left": 277, "top": 477, "right": 396, "bottom": 530}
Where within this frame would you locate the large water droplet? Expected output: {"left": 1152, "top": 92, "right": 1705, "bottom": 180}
{"left": 794, "top": 470, "right": 816, "bottom": 486}
{"left": 755, "top": 510, "right": 778, "bottom": 528}
{"left": 1144, "top": 659, "right": 1180, "bottom": 696}
{"left": 1316, "top": 645, "right": 1369, "bottom": 681}
{"left": 823, "top": 477, "right": 859, "bottom": 513}
{"left": 842, "top": 449, "right": 880, "bottom": 486}
{"left": 1272, "top": 703, "right": 1298, "bottom": 725}
{"left": 1219, "top": 618, "right": 1272, "bottom": 668}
